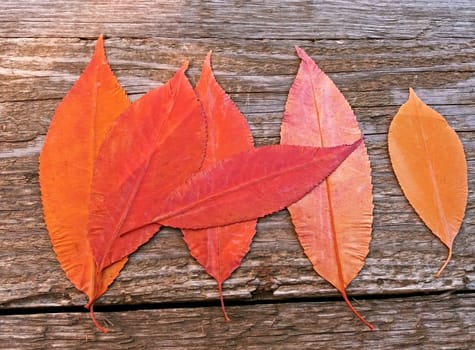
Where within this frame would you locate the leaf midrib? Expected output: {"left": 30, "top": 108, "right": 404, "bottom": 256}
{"left": 308, "top": 66, "right": 348, "bottom": 290}
{"left": 98, "top": 75, "right": 183, "bottom": 270}
{"left": 412, "top": 97, "right": 450, "bottom": 244}
{"left": 153, "top": 149, "right": 327, "bottom": 225}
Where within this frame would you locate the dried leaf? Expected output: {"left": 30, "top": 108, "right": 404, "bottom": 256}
{"left": 39, "top": 35, "right": 130, "bottom": 332}
{"left": 388, "top": 88, "right": 467, "bottom": 277}
{"left": 182, "top": 52, "right": 256, "bottom": 320}
{"left": 88, "top": 62, "right": 207, "bottom": 272}
{"left": 280, "top": 47, "right": 374, "bottom": 329}
{"left": 152, "top": 141, "right": 362, "bottom": 229}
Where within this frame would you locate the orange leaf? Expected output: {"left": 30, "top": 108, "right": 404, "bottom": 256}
{"left": 39, "top": 35, "right": 130, "bottom": 332}
{"left": 388, "top": 88, "right": 467, "bottom": 277}
{"left": 88, "top": 62, "right": 207, "bottom": 272}
{"left": 153, "top": 141, "right": 362, "bottom": 229}
{"left": 182, "top": 52, "right": 256, "bottom": 321}
{"left": 280, "top": 47, "right": 374, "bottom": 329}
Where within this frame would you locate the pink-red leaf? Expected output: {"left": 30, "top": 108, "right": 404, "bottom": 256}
{"left": 39, "top": 35, "right": 130, "bottom": 332}
{"left": 88, "top": 63, "right": 207, "bottom": 272}
{"left": 153, "top": 141, "right": 362, "bottom": 229}
{"left": 280, "top": 47, "right": 374, "bottom": 329}
{"left": 388, "top": 88, "right": 467, "bottom": 277}
{"left": 182, "top": 52, "right": 256, "bottom": 320}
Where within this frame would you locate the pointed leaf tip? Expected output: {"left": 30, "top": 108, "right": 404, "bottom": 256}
{"left": 93, "top": 35, "right": 106, "bottom": 60}
{"left": 295, "top": 46, "right": 312, "bottom": 62}
{"left": 201, "top": 51, "right": 212, "bottom": 73}
{"left": 180, "top": 60, "right": 190, "bottom": 71}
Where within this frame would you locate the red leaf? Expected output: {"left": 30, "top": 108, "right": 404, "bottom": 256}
{"left": 280, "top": 47, "right": 374, "bottom": 329}
{"left": 39, "top": 35, "right": 130, "bottom": 332}
{"left": 182, "top": 52, "right": 256, "bottom": 320}
{"left": 88, "top": 63, "right": 207, "bottom": 272}
{"left": 153, "top": 141, "right": 362, "bottom": 229}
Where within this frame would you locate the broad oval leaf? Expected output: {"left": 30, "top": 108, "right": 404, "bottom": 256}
{"left": 182, "top": 52, "right": 256, "bottom": 320}
{"left": 388, "top": 88, "right": 467, "bottom": 277}
{"left": 153, "top": 141, "right": 362, "bottom": 229}
{"left": 39, "top": 35, "right": 130, "bottom": 332}
{"left": 88, "top": 62, "right": 207, "bottom": 272}
{"left": 280, "top": 47, "right": 374, "bottom": 329}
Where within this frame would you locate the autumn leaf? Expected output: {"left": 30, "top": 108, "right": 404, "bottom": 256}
{"left": 388, "top": 88, "right": 467, "bottom": 277}
{"left": 182, "top": 51, "right": 256, "bottom": 321}
{"left": 39, "top": 35, "right": 130, "bottom": 332}
{"left": 148, "top": 141, "right": 362, "bottom": 229}
{"left": 87, "top": 62, "right": 207, "bottom": 273}
{"left": 280, "top": 47, "right": 374, "bottom": 329}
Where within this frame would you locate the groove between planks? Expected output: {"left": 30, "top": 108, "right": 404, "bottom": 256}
{"left": 0, "top": 294, "right": 473, "bottom": 349}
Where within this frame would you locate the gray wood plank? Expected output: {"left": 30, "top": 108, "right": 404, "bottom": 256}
{"left": 0, "top": 0, "right": 474, "bottom": 40}
{"left": 0, "top": 0, "right": 474, "bottom": 323}
{"left": 0, "top": 294, "right": 473, "bottom": 349}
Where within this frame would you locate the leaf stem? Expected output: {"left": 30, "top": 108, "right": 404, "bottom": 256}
{"left": 436, "top": 247, "right": 453, "bottom": 278}
{"left": 218, "top": 283, "right": 230, "bottom": 322}
{"left": 341, "top": 290, "right": 374, "bottom": 330}
{"left": 89, "top": 304, "right": 109, "bottom": 334}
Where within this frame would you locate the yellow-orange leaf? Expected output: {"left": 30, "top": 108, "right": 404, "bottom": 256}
{"left": 39, "top": 35, "right": 130, "bottom": 332}
{"left": 280, "top": 47, "right": 374, "bottom": 329}
{"left": 388, "top": 88, "right": 467, "bottom": 277}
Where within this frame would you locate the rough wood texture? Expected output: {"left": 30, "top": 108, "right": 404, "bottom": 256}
{"left": 0, "top": 294, "right": 473, "bottom": 349}
{"left": 0, "top": 0, "right": 474, "bottom": 347}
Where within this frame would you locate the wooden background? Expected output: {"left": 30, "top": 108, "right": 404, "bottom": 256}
{"left": 0, "top": 0, "right": 474, "bottom": 348}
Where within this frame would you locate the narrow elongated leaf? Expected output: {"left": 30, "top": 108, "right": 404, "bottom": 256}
{"left": 280, "top": 47, "right": 374, "bottom": 329}
{"left": 152, "top": 141, "right": 362, "bottom": 229}
{"left": 39, "top": 35, "right": 130, "bottom": 332}
{"left": 182, "top": 52, "right": 256, "bottom": 320}
{"left": 88, "top": 63, "right": 207, "bottom": 272}
{"left": 388, "top": 88, "right": 467, "bottom": 277}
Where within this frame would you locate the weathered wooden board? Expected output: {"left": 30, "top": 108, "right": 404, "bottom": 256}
{"left": 0, "top": 294, "right": 473, "bottom": 349}
{"left": 1, "top": 0, "right": 474, "bottom": 40}
{"left": 0, "top": 36, "right": 473, "bottom": 308}
{"left": 0, "top": 0, "right": 474, "bottom": 346}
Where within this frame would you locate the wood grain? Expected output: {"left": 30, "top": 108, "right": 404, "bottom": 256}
{"left": 0, "top": 38, "right": 473, "bottom": 309}
{"left": 1, "top": 0, "right": 474, "bottom": 40}
{"left": 0, "top": 294, "right": 473, "bottom": 349}
{"left": 0, "top": 0, "right": 474, "bottom": 346}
